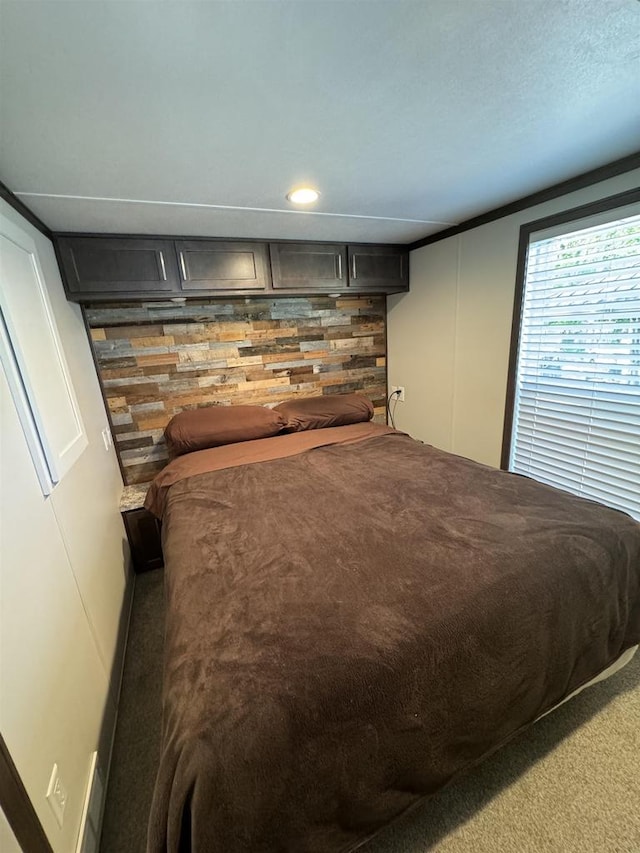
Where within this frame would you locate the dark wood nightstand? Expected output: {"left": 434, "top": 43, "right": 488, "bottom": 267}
{"left": 120, "top": 485, "right": 163, "bottom": 573}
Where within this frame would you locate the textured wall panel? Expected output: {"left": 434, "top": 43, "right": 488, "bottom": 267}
{"left": 86, "top": 296, "right": 387, "bottom": 484}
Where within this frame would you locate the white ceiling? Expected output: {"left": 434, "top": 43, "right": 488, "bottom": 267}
{"left": 0, "top": 0, "right": 639, "bottom": 244}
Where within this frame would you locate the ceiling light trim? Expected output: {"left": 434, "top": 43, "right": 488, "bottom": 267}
{"left": 286, "top": 187, "right": 320, "bottom": 205}
{"left": 15, "top": 192, "right": 456, "bottom": 227}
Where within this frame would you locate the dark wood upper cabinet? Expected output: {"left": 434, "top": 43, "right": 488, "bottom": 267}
{"left": 270, "top": 243, "right": 347, "bottom": 290}
{"left": 347, "top": 245, "right": 408, "bottom": 290}
{"left": 176, "top": 240, "right": 269, "bottom": 291}
{"left": 57, "top": 237, "right": 180, "bottom": 296}
{"left": 56, "top": 235, "right": 408, "bottom": 300}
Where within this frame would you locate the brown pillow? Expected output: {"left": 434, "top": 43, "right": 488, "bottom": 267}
{"left": 164, "top": 405, "right": 287, "bottom": 458}
{"left": 275, "top": 393, "right": 374, "bottom": 432}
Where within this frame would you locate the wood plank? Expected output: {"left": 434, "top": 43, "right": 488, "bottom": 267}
{"left": 87, "top": 295, "right": 388, "bottom": 484}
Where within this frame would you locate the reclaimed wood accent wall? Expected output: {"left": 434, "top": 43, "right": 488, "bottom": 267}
{"left": 86, "top": 295, "right": 387, "bottom": 485}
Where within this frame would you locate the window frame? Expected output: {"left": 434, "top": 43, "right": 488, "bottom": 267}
{"left": 501, "top": 185, "right": 640, "bottom": 471}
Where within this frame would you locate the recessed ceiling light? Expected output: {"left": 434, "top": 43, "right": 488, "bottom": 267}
{"left": 286, "top": 187, "right": 320, "bottom": 204}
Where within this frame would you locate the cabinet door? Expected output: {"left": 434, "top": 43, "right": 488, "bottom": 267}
{"left": 270, "top": 243, "right": 347, "bottom": 290}
{"left": 1, "top": 216, "right": 87, "bottom": 494}
{"left": 57, "top": 237, "right": 180, "bottom": 298}
{"left": 347, "top": 246, "right": 409, "bottom": 291}
{"left": 176, "top": 240, "right": 269, "bottom": 291}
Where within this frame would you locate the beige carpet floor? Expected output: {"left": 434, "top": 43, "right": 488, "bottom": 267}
{"left": 101, "top": 570, "right": 640, "bottom": 852}
{"left": 362, "top": 649, "right": 640, "bottom": 853}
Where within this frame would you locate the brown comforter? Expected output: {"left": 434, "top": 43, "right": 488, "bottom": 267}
{"left": 145, "top": 427, "right": 640, "bottom": 853}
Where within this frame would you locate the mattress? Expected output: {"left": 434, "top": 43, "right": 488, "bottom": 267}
{"left": 538, "top": 643, "right": 637, "bottom": 720}
{"left": 144, "top": 424, "right": 640, "bottom": 852}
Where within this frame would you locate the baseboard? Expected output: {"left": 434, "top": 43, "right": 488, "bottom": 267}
{"left": 90, "top": 563, "right": 136, "bottom": 849}
{"left": 105, "top": 560, "right": 137, "bottom": 723}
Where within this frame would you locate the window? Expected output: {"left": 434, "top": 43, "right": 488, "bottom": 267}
{"left": 503, "top": 190, "right": 640, "bottom": 521}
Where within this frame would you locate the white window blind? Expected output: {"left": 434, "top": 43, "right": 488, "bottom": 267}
{"left": 510, "top": 210, "right": 640, "bottom": 520}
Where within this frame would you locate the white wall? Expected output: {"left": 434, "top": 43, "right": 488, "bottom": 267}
{"left": 0, "top": 198, "right": 130, "bottom": 851}
{"left": 0, "top": 807, "right": 21, "bottom": 853}
{"left": 388, "top": 167, "right": 640, "bottom": 468}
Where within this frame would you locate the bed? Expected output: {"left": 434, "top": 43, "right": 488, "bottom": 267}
{"left": 144, "top": 413, "right": 640, "bottom": 853}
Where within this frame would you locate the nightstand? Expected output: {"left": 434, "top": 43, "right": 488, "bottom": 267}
{"left": 120, "top": 484, "right": 163, "bottom": 573}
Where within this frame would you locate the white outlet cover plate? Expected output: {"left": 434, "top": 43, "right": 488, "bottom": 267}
{"left": 46, "top": 763, "right": 67, "bottom": 828}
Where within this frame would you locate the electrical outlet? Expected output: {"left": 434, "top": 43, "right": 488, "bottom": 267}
{"left": 46, "top": 763, "right": 68, "bottom": 828}
{"left": 101, "top": 426, "right": 112, "bottom": 451}
{"left": 391, "top": 385, "right": 405, "bottom": 402}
